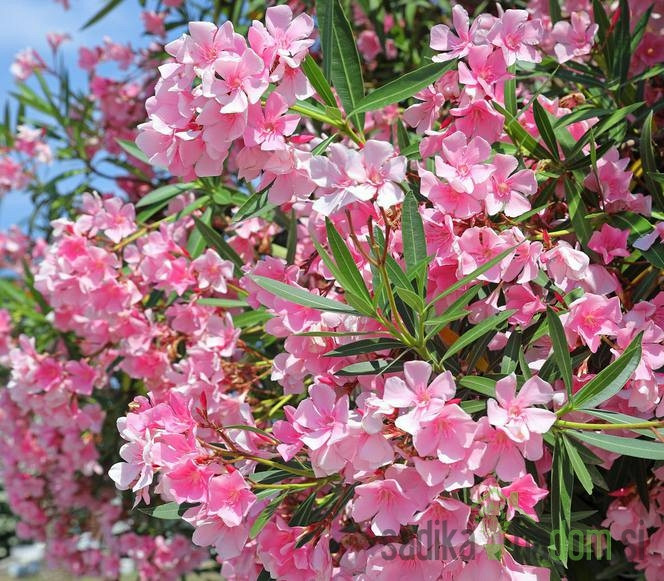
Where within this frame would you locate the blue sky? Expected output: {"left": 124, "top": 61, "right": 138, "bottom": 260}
{"left": 0, "top": 0, "right": 145, "bottom": 230}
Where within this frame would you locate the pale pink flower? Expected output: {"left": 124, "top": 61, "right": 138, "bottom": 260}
{"left": 206, "top": 471, "right": 256, "bottom": 527}
{"left": 487, "top": 375, "right": 556, "bottom": 443}
{"left": 588, "top": 224, "right": 630, "bottom": 264}
{"left": 565, "top": 294, "right": 622, "bottom": 352}
{"left": 435, "top": 131, "right": 493, "bottom": 194}
{"left": 352, "top": 478, "right": 419, "bottom": 535}
{"left": 211, "top": 50, "right": 268, "bottom": 113}
{"left": 487, "top": 9, "right": 543, "bottom": 65}
{"left": 485, "top": 154, "right": 536, "bottom": 217}
{"left": 457, "top": 45, "right": 510, "bottom": 99}
{"left": 191, "top": 249, "right": 234, "bottom": 293}
{"left": 552, "top": 11, "right": 598, "bottom": 64}
{"left": 248, "top": 5, "right": 314, "bottom": 70}
{"left": 501, "top": 473, "right": 548, "bottom": 521}
{"left": 430, "top": 5, "right": 475, "bottom": 62}
{"left": 244, "top": 92, "right": 300, "bottom": 150}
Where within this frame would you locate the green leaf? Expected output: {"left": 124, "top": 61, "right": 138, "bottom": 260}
{"left": 546, "top": 307, "right": 573, "bottom": 398}
{"left": 493, "top": 103, "right": 551, "bottom": 160}
{"left": 569, "top": 431, "right": 664, "bottom": 460}
{"left": 197, "top": 298, "right": 248, "bottom": 308}
{"left": 325, "top": 219, "right": 373, "bottom": 306}
{"left": 312, "top": 134, "right": 338, "bottom": 156}
{"left": 631, "top": 4, "right": 654, "bottom": 53}
{"left": 325, "top": 338, "right": 404, "bottom": 357}
{"left": 458, "top": 376, "right": 496, "bottom": 398}
{"left": 136, "top": 182, "right": 197, "bottom": 208}
{"left": 82, "top": 0, "right": 125, "bottom": 29}
{"left": 301, "top": 54, "right": 338, "bottom": 108}
{"left": 139, "top": 501, "right": 193, "bottom": 520}
{"left": 233, "top": 183, "right": 276, "bottom": 222}
{"left": 250, "top": 491, "right": 288, "bottom": 538}
{"left": 286, "top": 211, "right": 298, "bottom": 265}
{"left": 336, "top": 359, "right": 405, "bottom": 376}
{"left": 568, "top": 332, "right": 643, "bottom": 411}
{"left": 250, "top": 276, "right": 359, "bottom": 315}
{"left": 349, "top": 60, "right": 457, "bottom": 115}
{"left": 582, "top": 410, "right": 659, "bottom": 439}
{"left": 187, "top": 207, "right": 211, "bottom": 259}
{"left": 533, "top": 100, "right": 560, "bottom": 161}
{"left": 551, "top": 435, "right": 573, "bottom": 566}
{"left": 564, "top": 177, "right": 591, "bottom": 246}
{"left": 611, "top": 0, "right": 631, "bottom": 90}
{"left": 289, "top": 490, "right": 319, "bottom": 526}
{"left": 194, "top": 218, "right": 244, "bottom": 272}
{"left": 504, "top": 66, "right": 517, "bottom": 117}
{"left": 441, "top": 310, "right": 515, "bottom": 362}
{"left": 117, "top": 138, "right": 150, "bottom": 164}
{"left": 562, "top": 435, "right": 594, "bottom": 495}
{"left": 500, "top": 331, "right": 522, "bottom": 375}
{"left": 641, "top": 111, "right": 664, "bottom": 210}
{"left": 318, "top": 0, "right": 365, "bottom": 130}
{"left": 401, "top": 191, "right": 427, "bottom": 281}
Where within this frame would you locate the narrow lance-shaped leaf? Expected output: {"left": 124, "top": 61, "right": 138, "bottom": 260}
{"left": 641, "top": 111, "right": 664, "bottom": 211}
{"left": 568, "top": 331, "right": 643, "bottom": 411}
{"left": 569, "top": 431, "right": 664, "bottom": 460}
{"left": 318, "top": 0, "right": 365, "bottom": 130}
{"left": 551, "top": 435, "right": 573, "bottom": 566}
{"left": 325, "top": 218, "right": 373, "bottom": 306}
{"left": 349, "top": 60, "right": 457, "bottom": 116}
{"left": 136, "top": 182, "right": 197, "bottom": 208}
{"left": 401, "top": 191, "right": 427, "bottom": 283}
{"left": 441, "top": 309, "right": 515, "bottom": 362}
{"left": 193, "top": 217, "right": 244, "bottom": 273}
{"left": 251, "top": 276, "right": 359, "bottom": 315}
{"left": 562, "top": 435, "right": 594, "bottom": 495}
{"left": 546, "top": 307, "right": 573, "bottom": 398}
{"left": 533, "top": 100, "right": 560, "bottom": 161}
{"left": 564, "top": 177, "right": 592, "bottom": 247}
{"left": 325, "top": 337, "right": 405, "bottom": 357}
{"left": 301, "top": 54, "right": 338, "bottom": 109}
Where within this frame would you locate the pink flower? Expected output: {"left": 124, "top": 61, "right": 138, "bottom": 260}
{"left": 430, "top": 5, "right": 475, "bottom": 62}
{"left": 501, "top": 473, "right": 548, "bottom": 521}
{"left": 191, "top": 249, "right": 235, "bottom": 293}
{"left": 565, "top": 294, "right": 622, "bottom": 352}
{"left": 98, "top": 197, "right": 136, "bottom": 243}
{"left": 403, "top": 71, "right": 459, "bottom": 134}
{"left": 552, "top": 11, "right": 598, "bottom": 64}
{"left": 290, "top": 383, "right": 349, "bottom": 451}
{"left": 311, "top": 141, "right": 406, "bottom": 215}
{"left": 485, "top": 154, "right": 536, "bottom": 217}
{"left": 487, "top": 375, "right": 556, "bottom": 443}
{"left": 211, "top": 49, "right": 268, "bottom": 113}
{"left": 542, "top": 241, "right": 590, "bottom": 287}
{"left": 487, "top": 9, "right": 542, "bottom": 66}
{"left": 457, "top": 45, "right": 509, "bottom": 99}
{"left": 352, "top": 478, "right": 419, "bottom": 535}
{"left": 142, "top": 11, "right": 167, "bottom": 37}
{"left": 450, "top": 99, "right": 505, "bottom": 143}
{"left": 435, "top": 131, "right": 493, "bottom": 194}
{"left": 206, "top": 470, "right": 256, "bottom": 527}
{"left": 244, "top": 92, "right": 300, "bottom": 150}
{"left": 248, "top": 5, "right": 314, "bottom": 70}
{"left": 382, "top": 361, "right": 456, "bottom": 433}
{"left": 456, "top": 227, "right": 512, "bottom": 283}
{"left": 588, "top": 224, "right": 630, "bottom": 264}
{"left": 10, "top": 48, "right": 45, "bottom": 81}
{"left": 583, "top": 148, "right": 632, "bottom": 203}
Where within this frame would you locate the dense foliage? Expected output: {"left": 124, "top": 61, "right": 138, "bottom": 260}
{"left": 1, "top": 0, "right": 664, "bottom": 579}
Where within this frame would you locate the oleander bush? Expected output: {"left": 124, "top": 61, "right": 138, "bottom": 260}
{"left": 1, "top": 0, "right": 664, "bottom": 579}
